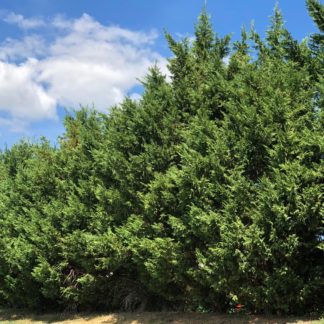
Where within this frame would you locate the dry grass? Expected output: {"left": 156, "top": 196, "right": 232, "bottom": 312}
{"left": 0, "top": 309, "right": 322, "bottom": 324}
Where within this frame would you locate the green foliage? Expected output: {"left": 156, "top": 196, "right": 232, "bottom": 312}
{"left": 307, "top": 0, "right": 324, "bottom": 52}
{"left": 0, "top": 1, "right": 323, "bottom": 315}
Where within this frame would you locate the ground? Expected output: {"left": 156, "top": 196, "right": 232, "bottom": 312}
{"left": 0, "top": 309, "right": 323, "bottom": 324}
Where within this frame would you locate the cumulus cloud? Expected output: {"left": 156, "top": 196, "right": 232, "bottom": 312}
{"left": 0, "top": 35, "right": 46, "bottom": 61}
{"left": 0, "top": 61, "right": 57, "bottom": 121}
{"left": 0, "top": 12, "right": 167, "bottom": 132}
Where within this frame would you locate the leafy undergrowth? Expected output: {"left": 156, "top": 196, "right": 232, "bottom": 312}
{"left": 0, "top": 309, "right": 323, "bottom": 324}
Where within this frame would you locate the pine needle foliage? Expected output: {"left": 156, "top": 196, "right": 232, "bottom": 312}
{"left": 0, "top": 1, "right": 323, "bottom": 315}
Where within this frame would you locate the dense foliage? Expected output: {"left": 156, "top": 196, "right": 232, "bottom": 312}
{"left": 0, "top": 1, "right": 323, "bottom": 315}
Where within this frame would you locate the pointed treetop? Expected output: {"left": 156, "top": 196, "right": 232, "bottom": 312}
{"left": 306, "top": 0, "right": 324, "bottom": 32}
{"left": 265, "top": 3, "right": 288, "bottom": 54}
{"left": 193, "top": 7, "right": 215, "bottom": 60}
{"left": 233, "top": 25, "right": 249, "bottom": 55}
{"left": 140, "top": 65, "right": 166, "bottom": 91}
{"left": 270, "top": 3, "right": 285, "bottom": 33}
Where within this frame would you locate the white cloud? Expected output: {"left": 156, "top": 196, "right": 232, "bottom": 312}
{"left": 0, "top": 61, "right": 57, "bottom": 121}
{"left": 0, "top": 117, "right": 30, "bottom": 134}
{"left": 0, "top": 35, "right": 46, "bottom": 61}
{"left": 2, "top": 12, "right": 45, "bottom": 29}
{"left": 0, "top": 12, "right": 167, "bottom": 132}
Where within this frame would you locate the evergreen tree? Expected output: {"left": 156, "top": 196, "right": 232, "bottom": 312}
{"left": 0, "top": 1, "right": 322, "bottom": 314}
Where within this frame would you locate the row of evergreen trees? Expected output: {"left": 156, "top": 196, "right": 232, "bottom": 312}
{"left": 0, "top": 0, "right": 323, "bottom": 315}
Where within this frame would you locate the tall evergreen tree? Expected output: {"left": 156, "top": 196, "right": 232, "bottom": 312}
{"left": 0, "top": 1, "right": 322, "bottom": 314}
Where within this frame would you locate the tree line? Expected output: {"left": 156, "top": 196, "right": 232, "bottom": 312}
{"left": 0, "top": 0, "right": 323, "bottom": 315}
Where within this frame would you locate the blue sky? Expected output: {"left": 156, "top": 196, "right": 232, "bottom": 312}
{"left": 0, "top": 0, "right": 318, "bottom": 148}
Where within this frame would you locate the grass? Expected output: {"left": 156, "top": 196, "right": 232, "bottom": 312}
{"left": 0, "top": 309, "right": 323, "bottom": 324}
